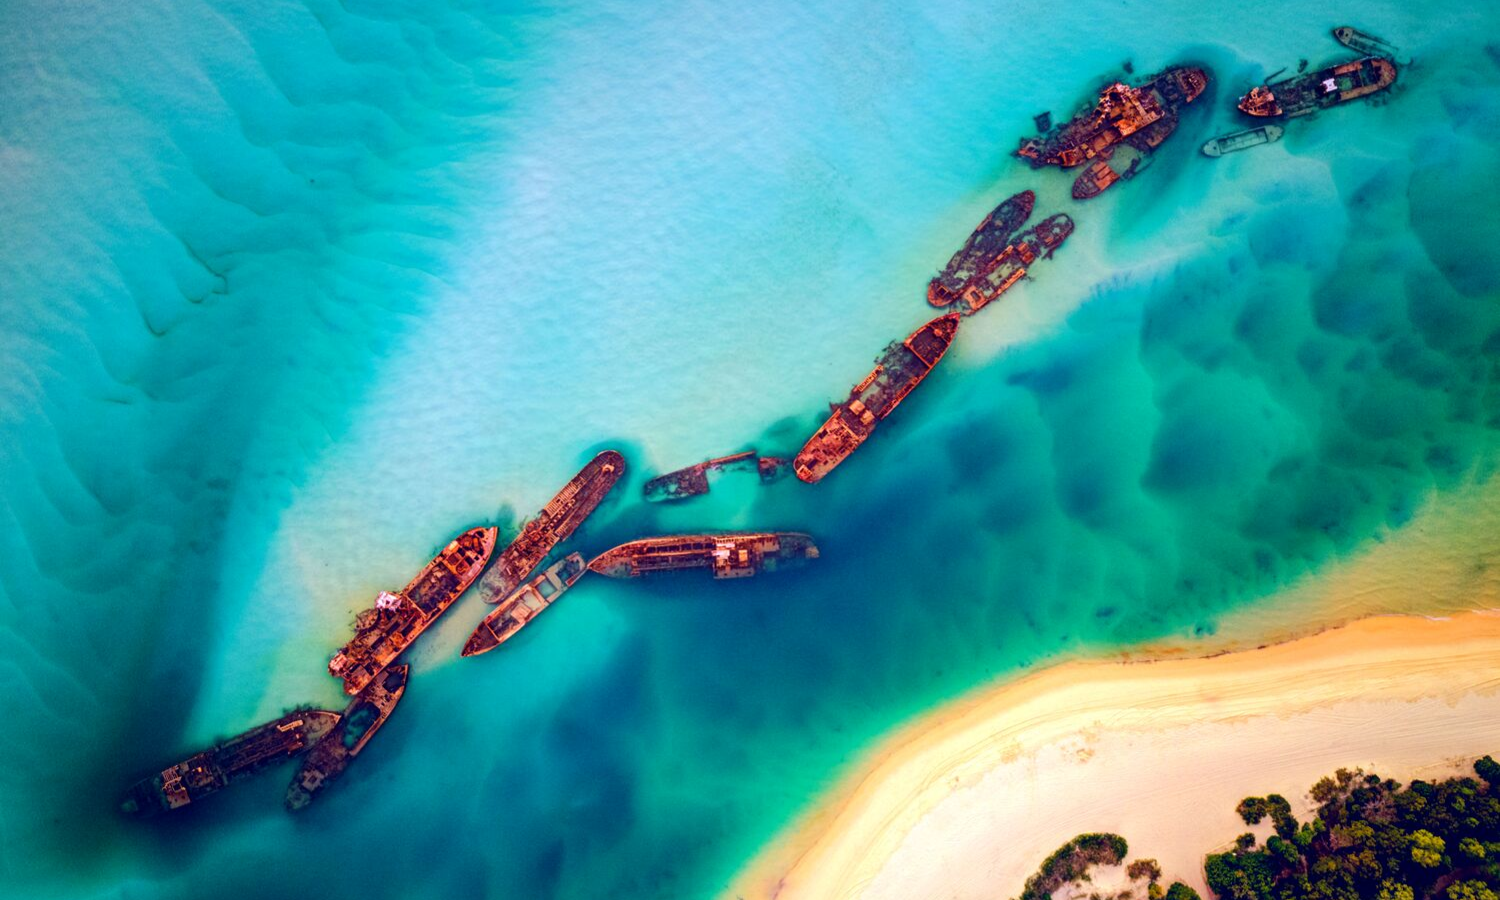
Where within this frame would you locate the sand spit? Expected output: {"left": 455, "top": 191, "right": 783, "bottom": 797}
{"left": 729, "top": 611, "right": 1500, "bottom": 900}
{"left": 726, "top": 473, "right": 1500, "bottom": 900}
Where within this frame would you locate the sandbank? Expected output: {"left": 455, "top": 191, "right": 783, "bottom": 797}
{"left": 727, "top": 481, "right": 1500, "bottom": 900}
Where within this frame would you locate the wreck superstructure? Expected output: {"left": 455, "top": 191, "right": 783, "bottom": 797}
{"left": 588, "top": 532, "right": 819, "bottom": 579}
{"left": 927, "top": 190, "right": 1036, "bottom": 308}
{"left": 462, "top": 553, "right": 587, "bottom": 657}
{"left": 944, "top": 213, "right": 1075, "bottom": 315}
{"left": 1017, "top": 66, "right": 1209, "bottom": 199}
{"left": 1238, "top": 56, "right": 1396, "bottom": 118}
{"left": 328, "top": 526, "right": 496, "bottom": 695}
{"left": 286, "top": 665, "right": 408, "bottom": 811}
{"left": 643, "top": 450, "right": 789, "bottom": 502}
{"left": 480, "top": 450, "right": 625, "bottom": 601}
{"left": 793, "top": 314, "right": 960, "bottom": 483}
{"left": 120, "top": 709, "right": 341, "bottom": 817}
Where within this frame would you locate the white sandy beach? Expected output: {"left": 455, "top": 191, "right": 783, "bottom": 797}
{"left": 728, "top": 482, "right": 1500, "bottom": 900}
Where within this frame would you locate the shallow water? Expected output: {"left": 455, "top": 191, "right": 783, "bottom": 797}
{"left": 2, "top": 1, "right": 1498, "bottom": 898}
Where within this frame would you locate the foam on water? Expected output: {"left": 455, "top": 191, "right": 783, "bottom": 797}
{"left": 2, "top": 1, "right": 1499, "bottom": 899}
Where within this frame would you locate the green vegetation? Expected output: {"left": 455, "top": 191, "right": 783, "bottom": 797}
{"left": 1014, "top": 758, "right": 1499, "bottom": 900}
{"left": 1236, "top": 794, "right": 1298, "bottom": 839}
{"left": 1206, "top": 757, "right": 1500, "bottom": 900}
{"left": 1015, "top": 836, "right": 1201, "bottom": 900}
{"left": 1130, "top": 859, "right": 1164, "bottom": 883}
{"left": 1016, "top": 833, "right": 1129, "bottom": 900}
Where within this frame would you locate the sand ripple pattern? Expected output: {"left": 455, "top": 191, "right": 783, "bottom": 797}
{"left": 0, "top": 0, "right": 523, "bottom": 885}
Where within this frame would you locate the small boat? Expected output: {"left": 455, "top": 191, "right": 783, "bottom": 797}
{"left": 1202, "top": 124, "right": 1284, "bottom": 157}
{"left": 1333, "top": 26, "right": 1397, "bottom": 58}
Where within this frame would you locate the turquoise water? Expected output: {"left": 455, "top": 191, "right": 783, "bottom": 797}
{"left": 2, "top": 1, "right": 1499, "bottom": 898}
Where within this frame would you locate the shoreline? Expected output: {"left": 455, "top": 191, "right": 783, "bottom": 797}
{"left": 728, "top": 611, "right": 1500, "bottom": 900}
{"left": 724, "top": 479, "right": 1500, "bottom": 900}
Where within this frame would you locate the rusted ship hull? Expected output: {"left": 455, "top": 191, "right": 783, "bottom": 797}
{"left": 643, "top": 450, "right": 785, "bottom": 502}
{"left": 329, "top": 526, "right": 497, "bottom": 695}
{"left": 1017, "top": 66, "right": 1208, "bottom": 171}
{"left": 121, "top": 709, "right": 341, "bottom": 817}
{"left": 480, "top": 449, "right": 625, "bottom": 601}
{"left": 927, "top": 190, "right": 1036, "bottom": 308}
{"left": 588, "top": 532, "right": 819, "bottom": 579}
{"left": 950, "top": 213, "right": 1075, "bottom": 314}
{"left": 794, "top": 313, "right": 960, "bottom": 483}
{"left": 1238, "top": 56, "right": 1396, "bottom": 118}
{"left": 463, "top": 553, "right": 587, "bottom": 657}
{"left": 286, "top": 665, "right": 408, "bottom": 811}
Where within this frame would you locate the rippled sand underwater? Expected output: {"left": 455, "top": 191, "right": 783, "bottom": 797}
{"left": 2, "top": 1, "right": 1499, "bottom": 898}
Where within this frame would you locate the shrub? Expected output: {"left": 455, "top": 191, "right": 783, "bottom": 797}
{"left": 1015, "top": 833, "right": 1129, "bottom": 900}
{"left": 1237, "top": 797, "right": 1268, "bottom": 825}
{"left": 1164, "top": 883, "right": 1201, "bottom": 900}
{"left": 1128, "top": 859, "right": 1163, "bottom": 883}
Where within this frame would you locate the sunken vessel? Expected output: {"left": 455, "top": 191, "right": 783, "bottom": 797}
{"left": 927, "top": 190, "right": 1036, "bottom": 308}
{"left": 328, "top": 526, "right": 496, "bottom": 695}
{"left": 793, "top": 313, "right": 960, "bottom": 483}
{"left": 121, "top": 708, "right": 341, "bottom": 817}
{"left": 479, "top": 449, "right": 624, "bottom": 601}
{"left": 1238, "top": 56, "right": 1396, "bottom": 118}
{"left": 1017, "top": 66, "right": 1209, "bottom": 199}
{"left": 1202, "top": 124, "right": 1284, "bottom": 156}
{"left": 1332, "top": 26, "right": 1398, "bottom": 59}
{"left": 943, "top": 213, "right": 1074, "bottom": 315}
{"left": 643, "top": 450, "right": 788, "bottom": 503}
{"left": 286, "top": 665, "right": 408, "bottom": 810}
{"left": 588, "top": 533, "right": 819, "bottom": 579}
{"left": 463, "top": 553, "right": 588, "bottom": 657}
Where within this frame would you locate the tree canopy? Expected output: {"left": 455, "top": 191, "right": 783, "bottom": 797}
{"left": 1205, "top": 757, "right": 1500, "bottom": 900}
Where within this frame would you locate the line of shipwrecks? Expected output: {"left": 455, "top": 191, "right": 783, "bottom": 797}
{"left": 121, "top": 24, "right": 1404, "bottom": 820}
